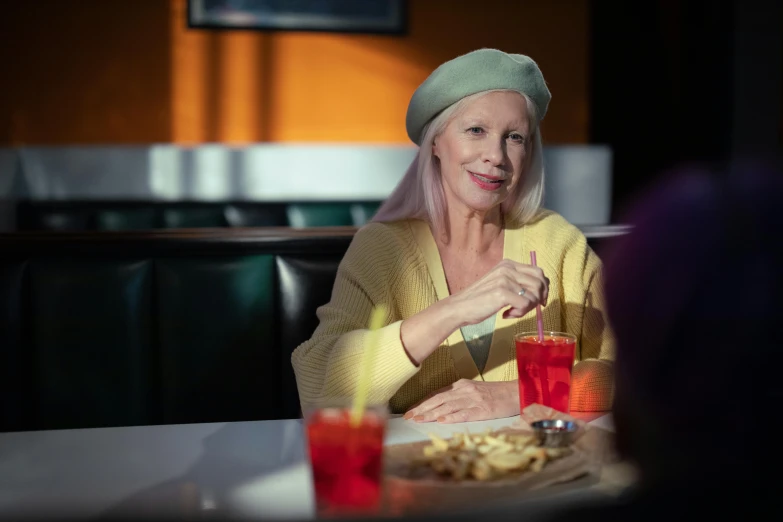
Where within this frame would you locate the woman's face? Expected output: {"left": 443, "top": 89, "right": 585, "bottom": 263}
{"left": 433, "top": 91, "right": 531, "bottom": 216}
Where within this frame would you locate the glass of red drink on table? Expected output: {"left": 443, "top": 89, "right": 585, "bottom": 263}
{"left": 515, "top": 332, "right": 577, "bottom": 414}
{"left": 305, "top": 404, "right": 387, "bottom": 518}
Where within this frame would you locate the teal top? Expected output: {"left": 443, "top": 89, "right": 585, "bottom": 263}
{"left": 459, "top": 314, "right": 496, "bottom": 373}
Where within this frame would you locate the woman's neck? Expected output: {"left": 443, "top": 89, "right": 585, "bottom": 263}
{"left": 438, "top": 205, "right": 504, "bottom": 255}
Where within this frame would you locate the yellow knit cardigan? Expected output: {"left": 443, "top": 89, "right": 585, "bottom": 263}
{"left": 291, "top": 211, "right": 615, "bottom": 413}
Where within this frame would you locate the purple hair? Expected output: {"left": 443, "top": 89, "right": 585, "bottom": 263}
{"left": 603, "top": 164, "right": 783, "bottom": 479}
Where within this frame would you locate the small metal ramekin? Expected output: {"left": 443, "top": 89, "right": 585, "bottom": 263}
{"left": 530, "top": 419, "right": 578, "bottom": 447}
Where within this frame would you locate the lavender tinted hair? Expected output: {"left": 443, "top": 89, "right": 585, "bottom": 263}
{"left": 372, "top": 90, "right": 544, "bottom": 237}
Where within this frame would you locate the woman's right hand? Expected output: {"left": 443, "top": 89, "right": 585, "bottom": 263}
{"left": 445, "top": 259, "right": 549, "bottom": 327}
{"left": 400, "top": 259, "right": 548, "bottom": 366}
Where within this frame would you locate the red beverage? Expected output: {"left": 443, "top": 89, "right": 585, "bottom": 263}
{"left": 306, "top": 407, "right": 386, "bottom": 517}
{"left": 515, "top": 332, "right": 577, "bottom": 414}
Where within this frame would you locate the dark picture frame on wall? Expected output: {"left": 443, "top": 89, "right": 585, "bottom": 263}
{"left": 187, "top": 0, "right": 408, "bottom": 35}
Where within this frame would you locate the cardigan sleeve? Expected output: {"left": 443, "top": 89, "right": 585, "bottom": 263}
{"left": 570, "top": 251, "right": 616, "bottom": 411}
{"left": 291, "top": 224, "right": 420, "bottom": 410}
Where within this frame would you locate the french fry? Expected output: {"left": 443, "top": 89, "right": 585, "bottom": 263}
{"left": 531, "top": 458, "right": 547, "bottom": 473}
{"left": 477, "top": 444, "right": 493, "bottom": 455}
{"left": 545, "top": 447, "right": 571, "bottom": 459}
{"left": 485, "top": 451, "right": 531, "bottom": 471}
{"left": 428, "top": 433, "right": 449, "bottom": 451}
{"left": 423, "top": 445, "right": 443, "bottom": 458}
{"left": 471, "top": 457, "right": 494, "bottom": 481}
{"left": 431, "top": 459, "right": 448, "bottom": 474}
{"left": 483, "top": 435, "right": 504, "bottom": 446}
{"left": 453, "top": 458, "right": 471, "bottom": 480}
{"left": 523, "top": 446, "right": 547, "bottom": 460}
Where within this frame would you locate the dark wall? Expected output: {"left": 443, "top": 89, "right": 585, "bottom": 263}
{"left": 591, "top": 0, "right": 783, "bottom": 218}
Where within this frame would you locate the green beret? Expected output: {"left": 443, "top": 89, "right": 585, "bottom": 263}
{"left": 405, "top": 49, "right": 551, "bottom": 145}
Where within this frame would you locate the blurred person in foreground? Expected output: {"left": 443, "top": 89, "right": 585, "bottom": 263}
{"left": 292, "top": 49, "right": 615, "bottom": 422}
{"left": 599, "top": 164, "right": 780, "bottom": 517}
{"left": 508, "top": 164, "right": 781, "bottom": 521}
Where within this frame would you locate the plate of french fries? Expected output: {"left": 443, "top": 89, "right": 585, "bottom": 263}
{"left": 419, "top": 429, "right": 571, "bottom": 480}
{"left": 381, "top": 406, "right": 619, "bottom": 515}
{"left": 385, "top": 427, "right": 580, "bottom": 484}
{"left": 382, "top": 426, "right": 595, "bottom": 515}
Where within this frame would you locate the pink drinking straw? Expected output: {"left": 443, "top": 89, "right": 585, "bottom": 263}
{"left": 530, "top": 251, "right": 545, "bottom": 342}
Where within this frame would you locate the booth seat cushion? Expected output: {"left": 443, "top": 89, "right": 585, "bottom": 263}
{"left": 29, "top": 260, "right": 153, "bottom": 430}
{"left": 95, "top": 208, "right": 158, "bottom": 231}
{"left": 0, "top": 254, "right": 288, "bottom": 431}
{"left": 36, "top": 211, "right": 91, "bottom": 231}
{"left": 0, "top": 261, "right": 25, "bottom": 432}
{"left": 156, "top": 256, "right": 278, "bottom": 423}
{"left": 162, "top": 208, "right": 228, "bottom": 229}
{"left": 350, "top": 202, "right": 381, "bottom": 226}
{"left": 276, "top": 255, "right": 344, "bottom": 418}
{"left": 286, "top": 203, "right": 354, "bottom": 228}
{"left": 224, "top": 205, "right": 288, "bottom": 227}
{"left": 15, "top": 201, "right": 384, "bottom": 231}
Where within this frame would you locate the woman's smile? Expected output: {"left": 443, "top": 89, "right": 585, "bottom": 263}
{"left": 467, "top": 170, "right": 506, "bottom": 191}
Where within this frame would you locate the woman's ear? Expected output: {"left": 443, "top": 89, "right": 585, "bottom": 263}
{"left": 432, "top": 139, "right": 439, "bottom": 158}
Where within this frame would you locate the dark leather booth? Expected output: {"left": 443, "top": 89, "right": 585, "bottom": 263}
{"left": 14, "top": 200, "right": 383, "bottom": 231}
{"left": 0, "top": 228, "right": 354, "bottom": 433}
{"left": 0, "top": 226, "right": 628, "bottom": 433}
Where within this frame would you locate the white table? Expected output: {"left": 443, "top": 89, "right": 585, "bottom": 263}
{"left": 0, "top": 414, "right": 613, "bottom": 520}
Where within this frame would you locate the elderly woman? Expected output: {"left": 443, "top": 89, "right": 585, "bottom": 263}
{"left": 292, "top": 49, "right": 614, "bottom": 422}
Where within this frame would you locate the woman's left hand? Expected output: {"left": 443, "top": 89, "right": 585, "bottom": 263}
{"left": 403, "top": 379, "right": 519, "bottom": 423}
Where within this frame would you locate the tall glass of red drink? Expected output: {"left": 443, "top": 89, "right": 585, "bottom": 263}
{"left": 305, "top": 404, "right": 387, "bottom": 518}
{"left": 515, "top": 332, "right": 577, "bottom": 414}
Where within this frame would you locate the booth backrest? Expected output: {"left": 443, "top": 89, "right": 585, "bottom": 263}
{"left": 13, "top": 201, "right": 383, "bottom": 231}
{"left": 0, "top": 225, "right": 629, "bottom": 432}
{"left": 0, "top": 228, "right": 353, "bottom": 432}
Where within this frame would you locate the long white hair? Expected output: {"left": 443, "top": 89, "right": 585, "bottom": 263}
{"left": 372, "top": 89, "right": 545, "bottom": 238}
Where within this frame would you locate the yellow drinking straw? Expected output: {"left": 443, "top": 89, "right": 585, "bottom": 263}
{"left": 350, "top": 304, "right": 388, "bottom": 427}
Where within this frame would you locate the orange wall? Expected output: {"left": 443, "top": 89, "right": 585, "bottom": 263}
{"left": 1, "top": 0, "right": 589, "bottom": 145}
{"left": 0, "top": 0, "right": 172, "bottom": 145}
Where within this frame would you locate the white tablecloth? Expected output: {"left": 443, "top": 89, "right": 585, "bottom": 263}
{"left": 0, "top": 414, "right": 612, "bottom": 520}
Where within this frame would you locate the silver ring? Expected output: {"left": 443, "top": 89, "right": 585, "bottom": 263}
{"left": 518, "top": 288, "right": 526, "bottom": 297}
